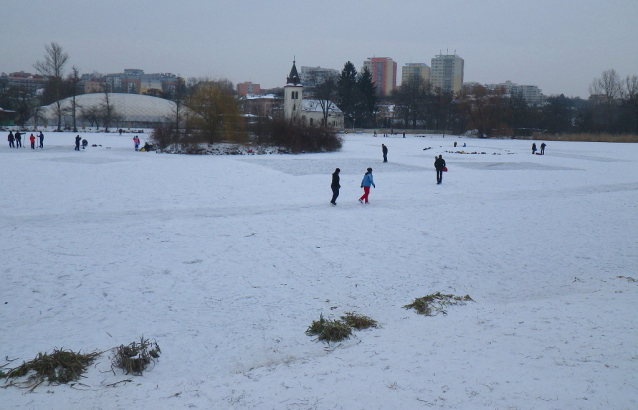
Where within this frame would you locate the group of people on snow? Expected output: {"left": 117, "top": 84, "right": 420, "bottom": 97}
{"left": 7, "top": 131, "right": 44, "bottom": 149}
{"left": 329, "top": 143, "right": 447, "bottom": 206}
{"left": 532, "top": 142, "right": 547, "bottom": 155}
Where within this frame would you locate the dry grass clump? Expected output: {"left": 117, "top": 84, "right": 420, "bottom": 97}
{"left": 111, "top": 337, "right": 161, "bottom": 376}
{"left": 340, "top": 312, "right": 378, "bottom": 330}
{"left": 306, "top": 314, "right": 352, "bottom": 343}
{"left": 530, "top": 133, "right": 638, "bottom": 143}
{"left": 403, "top": 292, "right": 474, "bottom": 316}
{"left": 1, "top": 348, "right": 100, "bottom": 390}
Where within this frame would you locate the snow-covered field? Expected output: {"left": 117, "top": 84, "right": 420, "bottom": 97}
{"left": 1, "top": 131, "right": 637, "bottom": 409}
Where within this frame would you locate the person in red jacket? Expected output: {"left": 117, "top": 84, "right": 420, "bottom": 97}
{"left": 29, "top": 134, "right": 36, "bottom": 149}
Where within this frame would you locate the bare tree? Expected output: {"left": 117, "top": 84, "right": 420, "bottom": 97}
{"left": 312, "top": 73, "right": 339, "bottom": 127}
{"left": 100, "top": 89, "right": 120, "bottom": 132}
{"left": 589, "top": 69, "right": 623, "bottom": 132}
{"left": 69, "top": 66, "right": 81, "bottom": 132}
{"left": 622, "top": 75, "right": 638, "bottom": 134}
{"left": 34, "top": 42, "right": 69, "bottom": 131}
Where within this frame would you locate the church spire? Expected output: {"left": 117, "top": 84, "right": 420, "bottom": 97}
{"left": 286, "top": 59, "right": 300, "bottom": 85}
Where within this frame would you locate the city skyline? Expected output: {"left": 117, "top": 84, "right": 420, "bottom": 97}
{"left": 3, "top": 0, "right": 637, "bottom": 99}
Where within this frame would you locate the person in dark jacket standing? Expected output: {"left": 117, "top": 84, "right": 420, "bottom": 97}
{"left": 382, "top": 144, "right": 388, "bottom": 162}
{"left": 8, "top": 131, "right": 15, "bottom": 148}
{"left": 359, "top": 167, "right": 375, "bottom": 203}
{"left": 14, "top": 131, "right": 22, "bottom": 148}
{"left": 540, "top": 142, "right": 546, "bottom": 155}
{"left": 330, "top": 168, "right": 341, "bottom": 206}
{"left": 38, "top": 131, "right": 44, "bottom": 148}
{"left": 532, "top": 143, "right": 537, "bottom": 154}
{"left": 434, "top": 155, "right": 446, "bottom": 184}
{"left": 75, "top": 135, "right": 81, "bottom": 151}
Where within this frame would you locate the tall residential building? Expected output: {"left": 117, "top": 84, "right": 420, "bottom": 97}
{"left": 430, "top": 54, "right": 464, "bottom": 93}
{"left": 363, "top": 57, "right": 397, "bottom": 97}
{"left": 401, "top": 63, "right": 430, "bottom": 85}
{"left": 237, "top": 82, "right": 261, "bottom": 96}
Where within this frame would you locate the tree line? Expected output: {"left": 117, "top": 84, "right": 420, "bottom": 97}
{"left": 2, "top": 43, "right": 637, "bottom": 138}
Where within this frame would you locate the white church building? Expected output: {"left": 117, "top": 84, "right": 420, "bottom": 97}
{"left": 284, "top": 61, "right": 344, "bottom": 129}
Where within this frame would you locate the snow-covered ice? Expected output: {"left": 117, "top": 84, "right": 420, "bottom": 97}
{"left": 1, "top": 131, "right": 637, "bottom": 409}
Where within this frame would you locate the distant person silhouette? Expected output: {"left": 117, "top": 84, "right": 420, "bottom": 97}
{"left": 330, "top": 168, "right": 341, "bottom": 206}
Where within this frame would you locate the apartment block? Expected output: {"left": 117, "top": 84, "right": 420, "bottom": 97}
{"left": 300, "top": 66, "right": 339, "bottom": 87}
{"left": 363, "top": 57, "right": 397, "bottom": 97}
{"left": 401, "top": 63, "right": 430, "bottom": 85}
{"left": 237, "top": 81, "right": 261, "bottom": 96}
{"left": 486, "top": 80, "right": 543, "bottom": 104}
{"left": 430, "top": 54, "right": 464, "bottom": 93}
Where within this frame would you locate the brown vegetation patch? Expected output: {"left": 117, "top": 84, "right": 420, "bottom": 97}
{"left": 403, "top": 292, "right": 474, "bottom": 316}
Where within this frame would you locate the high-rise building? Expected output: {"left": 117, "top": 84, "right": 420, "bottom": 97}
{"left": 363, "top": 57, "right": 397, "bottom": 96}
{"left": 401, "top": 63, "right": 430, "bottom": 85}
{"left": 430, "top": 54, "right": 464, "bottom": 93}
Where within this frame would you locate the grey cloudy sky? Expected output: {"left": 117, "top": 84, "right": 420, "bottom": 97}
{"left": 2, "top": 0, "right": 637, "bottom": 98}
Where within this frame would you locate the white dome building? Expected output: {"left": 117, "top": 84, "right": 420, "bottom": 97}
{"left": 36, "top": 93, "right": 177, "bottom": 129}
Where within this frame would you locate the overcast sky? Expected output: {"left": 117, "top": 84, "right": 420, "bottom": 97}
{"left": 2, "top": 0, "right": 637, "bottom": 98}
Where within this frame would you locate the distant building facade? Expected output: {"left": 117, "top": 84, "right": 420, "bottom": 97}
{"left": 401, "top": 63, "right": 430, "bottom": 85}
{"left": 430, "top": 54, "right": 464, "bottom": 93}
{"left": 363, "top": 57, "right": 397, "bottom": 97}
{"left": 300, "top": 66, "right": 339, "bottom": 88}
{"left": 94, "top": 69, "right": 178, "bottom": 95}
{"left": 0, "top": 71, "right": 48, "bottom": 94}
{"left": 485, "top": 80, "right": 544, "bottom": 104}
{"left": 237, "top": 82, "right": 261, "bottom": 96}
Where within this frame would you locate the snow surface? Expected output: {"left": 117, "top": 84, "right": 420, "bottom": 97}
{"left": 1, "top": 132, "right": 637, "bottom": 410}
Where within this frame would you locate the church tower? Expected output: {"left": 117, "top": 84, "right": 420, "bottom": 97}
{"left": 284, "top": 60, "right": 303, "bottom": 121}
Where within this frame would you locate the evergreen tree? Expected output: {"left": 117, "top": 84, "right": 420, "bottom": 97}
{"left": 356, "top": 67, "right": 378, "bottom": 127}
{"left": 337, "top": 61, "right": 358, "bottom": 126}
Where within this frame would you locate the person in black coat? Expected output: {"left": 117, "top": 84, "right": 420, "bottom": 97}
{"left": 532, "top": 143, "right": 537, "bottom": 154}
{"left": 14, "top": 131, "right": 22, "bottom": 148}
{"left": 75, "top": 135, "right": 81, "bottom": 151}
{"left": 382, "top": 144, "right": 388, "bottom": 162}
{"left": 38, "top": 131, "right": 44, "bottom": 148}
{"left": 540, "top": 142, "right": 546, "bottom": 155}
{"left": 8, "top": 131, "right": 15, "bottom": 148}
{"left": 330, "top": 168, "right": 341, "bottom": 206}
{"left": 434, "top": 155, "right": 446, "bottom": 184}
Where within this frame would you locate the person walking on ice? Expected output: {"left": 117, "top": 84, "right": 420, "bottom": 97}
{"left": 540, "top": 142, "right": 546, "bottom": 155}
{"left": 532, "top": 143, "right": 537, "bottom": 154}
{"left": 38, "top": 131, "right": 44, "bottom": 148}
{"left": 359, "top": 167, "right": 375, "bottom": 204}
{"left": 330, "top": 168, "right": 341, "bottom": 206}
{"left": 382, "top": 144, "right": 388, "bottom": 162}
{"left": 434, "top": 154, "right": 446, "bottom": 185}
{"left": 75, "top": 135, "right": 81, "bottom": 151}
{"left": 8, "top": 131, "right": 14, "bottom": 148}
